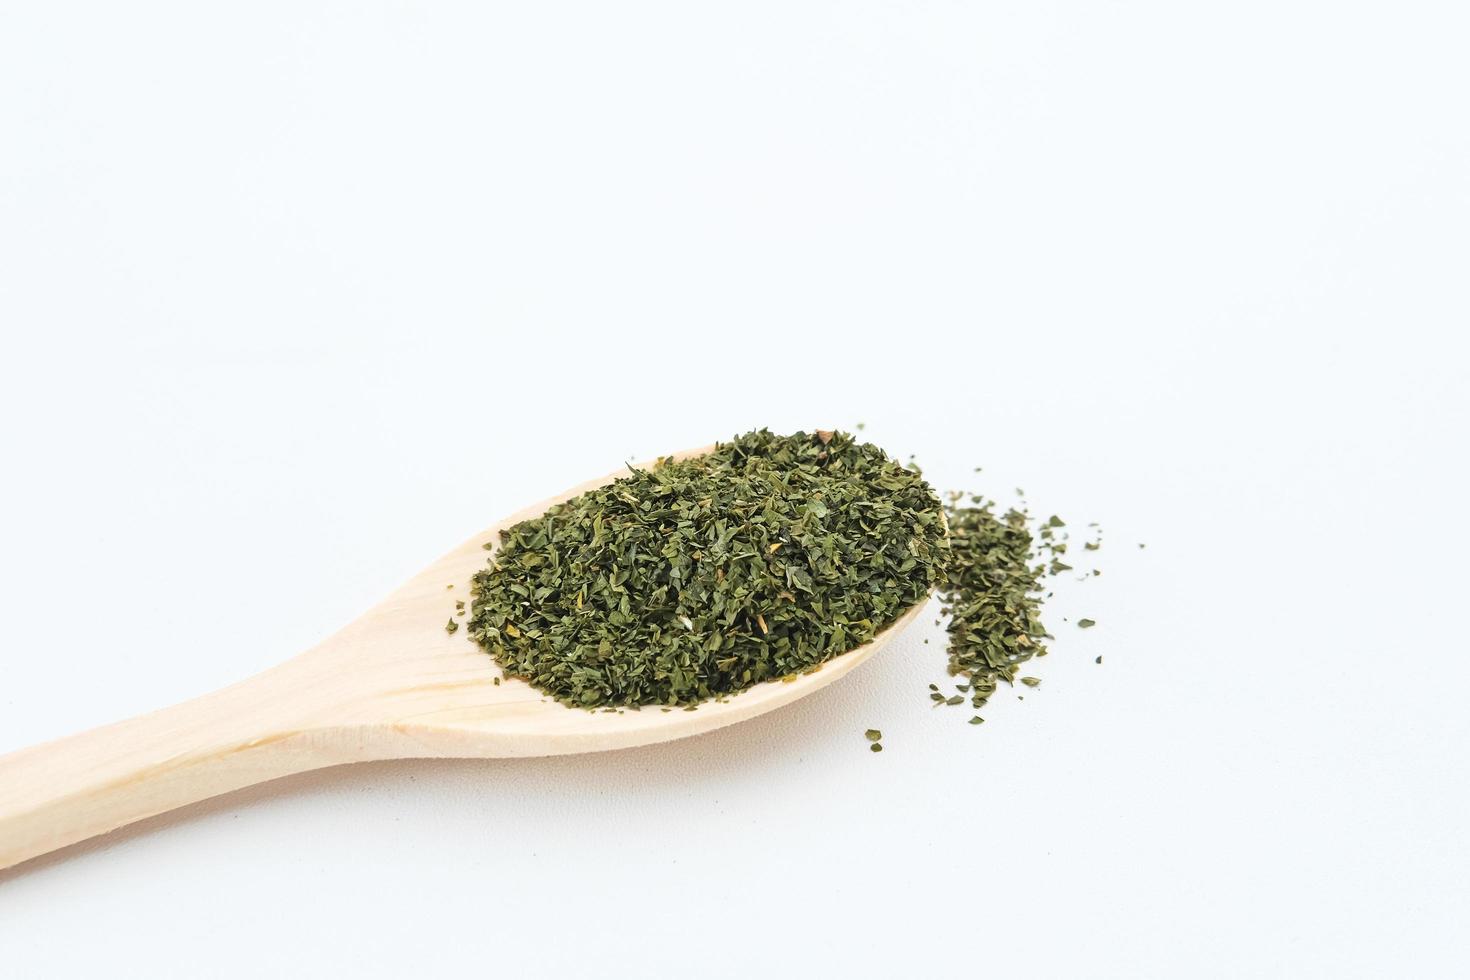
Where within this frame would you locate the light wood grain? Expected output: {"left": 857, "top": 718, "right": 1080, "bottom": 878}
{"left": 0, "top": 446, "right": 930, "bottom": 871}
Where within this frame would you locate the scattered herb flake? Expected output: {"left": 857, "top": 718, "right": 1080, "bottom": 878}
{"left": 935, "top": 496, "right": 1051, "bottom": 713}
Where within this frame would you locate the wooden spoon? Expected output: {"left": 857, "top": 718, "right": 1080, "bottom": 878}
{"left": 0, "top": 446, "right": 929, "bottom": 870}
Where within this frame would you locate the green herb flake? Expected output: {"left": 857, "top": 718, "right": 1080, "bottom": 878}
{"left": 865, "top": 729, "right": 882, "bottom": 742}
{"left": 969, "top": 716, "right": 985, "bottom": 725}
{"left": 466, "top": 430, "right": 946, "bottom": 708}
{"left": 1078, "top": 618, "right": 1096, "bottom": 629}
{"left": 445, "top": 618, "right": 459, "bottom": 635}
{"left": 870, "top": 742, "right": 883, "bottom": 753}
{"left": 935, "top": 493, "right": 1051, "bottom": 718}
{"left": 1020, "top": 676, "right": 1040, "bottom": 688}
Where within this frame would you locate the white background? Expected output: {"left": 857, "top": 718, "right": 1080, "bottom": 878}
{"left": 1, "top": 1, "right": 1467, "bottom": 977}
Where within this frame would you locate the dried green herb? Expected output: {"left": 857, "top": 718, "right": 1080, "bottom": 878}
{"left": 936, "top": 494, "right": 1050, "bottom": 712}
{"left": 865, "top": 729, "right": 882, "bottom": 742}
{"left": 467, "top": 430, "right": 946, "bottom": 708}
{"left": 1021, "top": 676, "right": 1040, "bottom": 688}
{"left": 1077, "top": 618, "right": 1096, "bottom": 629}
{"left": 445, "top": 618, "right": 459, "bottom": 635}
{"left": 870, "top": 742, "right": 883, "bottom": 753}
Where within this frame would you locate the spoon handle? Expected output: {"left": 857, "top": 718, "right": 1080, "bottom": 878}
{"left": 0, "top": 662, "right": 349, "bottom": 871}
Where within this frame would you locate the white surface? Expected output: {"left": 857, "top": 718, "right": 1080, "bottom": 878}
{"left": 1, "top": 1, "right": 1466, "bottom": 976}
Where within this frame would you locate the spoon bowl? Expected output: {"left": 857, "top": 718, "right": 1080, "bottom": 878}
{"left": 0, "top": 445, "right": 930, "bottom": 870}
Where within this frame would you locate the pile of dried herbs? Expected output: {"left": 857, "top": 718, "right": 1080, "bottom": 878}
{"left": 936, "top": 496, "right": 1049, "bottom": 712}
{"left": 467, "top": 429, "right": 948, "bottom": 707}
{"left": 934, "top": 493, "right": 1099, "bottom": 720}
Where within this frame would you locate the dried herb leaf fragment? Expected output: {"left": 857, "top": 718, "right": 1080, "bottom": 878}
{"left": 936, "top": 496, "right": 1050, "bottom": 713}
